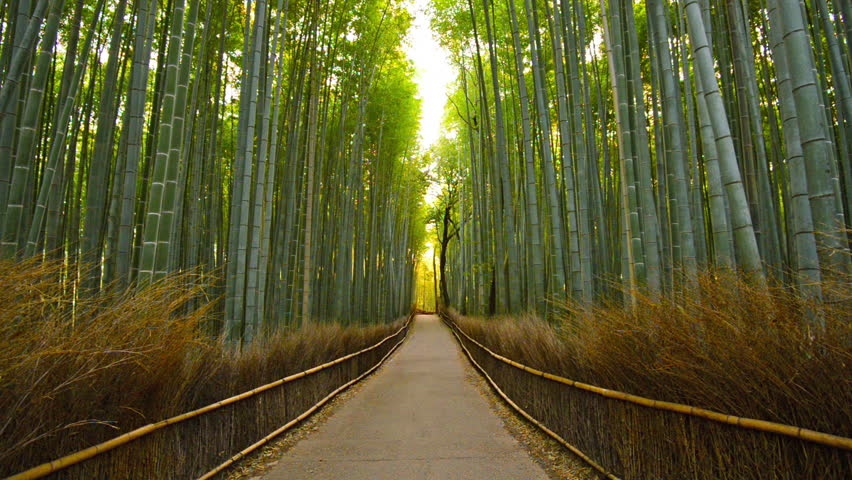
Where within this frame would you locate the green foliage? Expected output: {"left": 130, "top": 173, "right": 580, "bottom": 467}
{"left": 0, "top": 0, "right": 428, "bottom": 339}
{"left": 430, "top": 0, "right": 850, "bottom": 317}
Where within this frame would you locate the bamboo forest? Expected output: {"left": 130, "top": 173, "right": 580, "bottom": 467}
{"left": 1, "top": 0, "right": 850, "bottom": 478}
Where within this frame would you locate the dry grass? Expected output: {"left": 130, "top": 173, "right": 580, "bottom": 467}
{"left": 448, "top": 271, "right": 852, "bottom": 478}
{"left": 0, "top": 259, "right": 402, "bottom": 477}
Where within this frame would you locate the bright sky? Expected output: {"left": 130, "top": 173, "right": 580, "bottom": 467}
{"left": 404, "top": 0, "right": 456, "bottom": 151}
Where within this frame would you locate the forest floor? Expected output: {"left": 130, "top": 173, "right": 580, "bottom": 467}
{"left": 226, "top": 315, "right": 593, "bottom": 479}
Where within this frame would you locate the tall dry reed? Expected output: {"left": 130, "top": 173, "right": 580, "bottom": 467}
{"left": 448, "top": 271, "right": 851, "bottom": 478}
{"left": 0, "top": 259, "right": 400, "bottom": 476}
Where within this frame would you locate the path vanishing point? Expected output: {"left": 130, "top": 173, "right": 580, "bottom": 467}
{"left": 262, "top": 315, "right": 549, "bottom": 479}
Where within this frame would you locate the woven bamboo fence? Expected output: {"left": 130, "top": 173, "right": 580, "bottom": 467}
{"left": 444, "top": 315, "right": 852, "bottom": 479}
{"left": 7, "top": 315, "right": 412, "bottom": 480}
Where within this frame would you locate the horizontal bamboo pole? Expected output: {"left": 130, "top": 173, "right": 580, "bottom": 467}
{"left": 7, "top": 314, "right": 414, "bottom": 480}
{"left": 197, "top": 330, "right": 411, "bottom": 480}
{"left": 444, "top": 316, "right": 852, "bottom": 452}
{"left": 447, "top": 323, "right": 621, "bottom": 480}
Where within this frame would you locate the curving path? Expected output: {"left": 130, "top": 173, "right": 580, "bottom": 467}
{"left": 261, "top": 314, "right": 549, "bottom": 479}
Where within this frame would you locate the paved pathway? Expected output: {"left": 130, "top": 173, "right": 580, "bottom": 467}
{"left": 262, "top": 314, "right": 549, "bottom": 479}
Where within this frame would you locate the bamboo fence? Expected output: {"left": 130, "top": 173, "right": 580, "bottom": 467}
{"left": 444, "top": 315, "right": 852, "bottom": 479}
{"left": 6, "top": 315, "right": 412, "bottom": 480}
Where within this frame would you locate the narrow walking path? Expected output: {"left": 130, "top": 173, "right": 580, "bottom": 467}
{"left": 262, "top": 314, "right": 549, "bottom": 479}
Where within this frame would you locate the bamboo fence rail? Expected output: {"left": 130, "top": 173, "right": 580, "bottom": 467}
{"left": 444, "top": 314, "right": 852, "bottom": 479}
{"left": 6, "top": 314, "right": 413, "bottom": 480}
{"left": 446, "top": 320, "right": 622, "bottom": 480}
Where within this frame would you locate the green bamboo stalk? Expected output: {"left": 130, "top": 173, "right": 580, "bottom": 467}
{"left": 775, "top": 0, "right": 849, "bottom": 274}
{"left": 767, "top": 0, "right": 824, "bottom": 319}
{"left": 0, "top": 0, "right": 48, "bottom": 113}
{"left": 683, "top": 0, "right": 765, "bottom": 282}
{"left": 546, "top": 0, "right": 584, "bottom": 303}
{"left": 116, "top": 0, "right": 158, "bottom": 286}
{"left": 0, "top": 0, "right": 63, "bottom": 258}
{"left": 650, "top": 0, "right": 697, "bottom": 282}
{"left": 138, "top": 0, "right": 187, "bottom": 282}
{"left": 82, "top": 0, "right": 128, "bottom": 289}
{"left": 506, "top": 0, "right": 545, "bottom": 312}
{"left": 524, "top": 0, "right": 568, "bottom": 300}
{"left": 483, "top": 0, "right": 522, "bottom": 312}
{"left": 23, "top": 0, "right": 105, "bottom": 258}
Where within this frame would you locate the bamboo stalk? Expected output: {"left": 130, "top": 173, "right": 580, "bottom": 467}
{"left": 444, "top": 315, "right": 852, "bottom": 451}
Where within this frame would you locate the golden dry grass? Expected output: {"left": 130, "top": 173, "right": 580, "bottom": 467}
{"left": 449, "top": 271, "right": 852, "bottom": 478}
{"left": 0, "top": 259, "right": 400, "bottom": 476}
